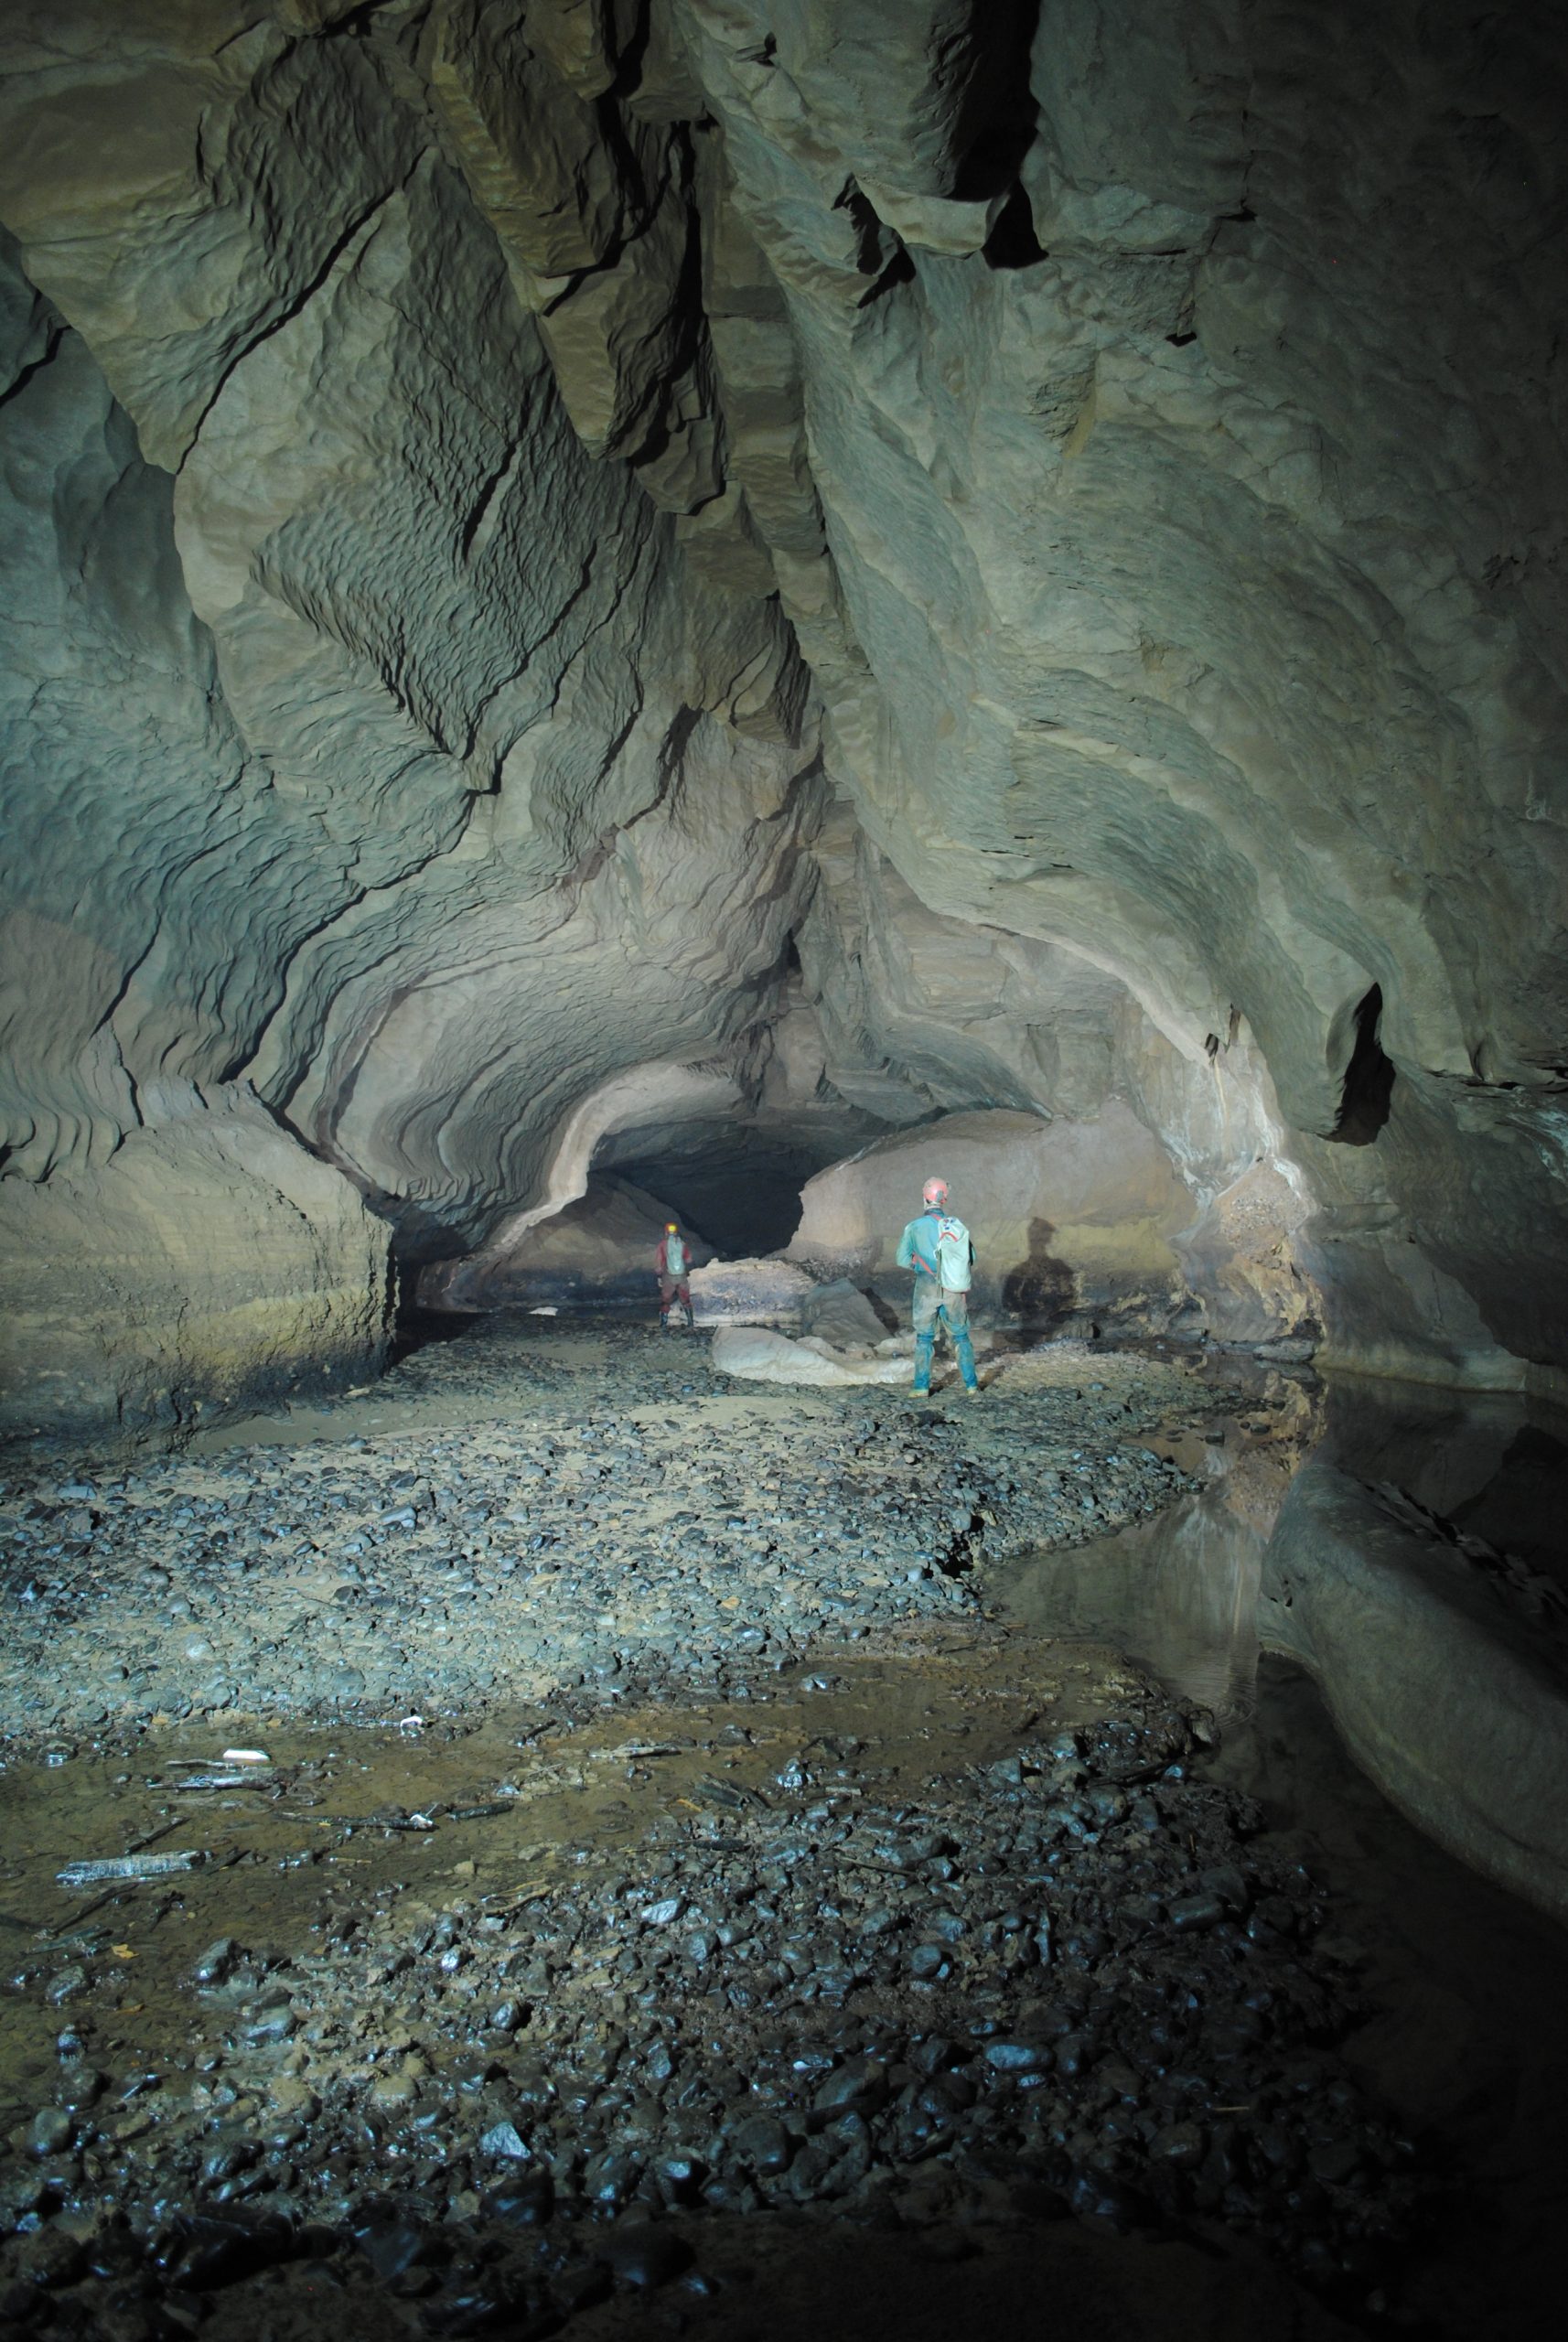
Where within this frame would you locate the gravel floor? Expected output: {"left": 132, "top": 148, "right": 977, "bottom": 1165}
{"left": 0, "top": 1667, "right": 1424, "bottom": 2340}
{"left": 2, "top": 1317, "right": 1426, "bottom": 2341}
{"left": 0, "top": 1320, "right": 1200, "bottom": 1745}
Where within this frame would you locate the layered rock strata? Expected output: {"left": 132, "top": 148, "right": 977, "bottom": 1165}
{"left": 2, "top": 1, "right": 1564, "bottom": 1423}
{"left": 0, "top": 1090, "right": 391, "bottom": 1434}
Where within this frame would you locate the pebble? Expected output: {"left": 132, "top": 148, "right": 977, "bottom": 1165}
{"left": 0, "top": 1316, "right": 1417, "bottom": 2334}
{"left": 983, "top": 2038, "right": 1048, "bottom": 2074}
{"left": 0, "top": 1320, "right": 1196, "bottom": 1742}
{"left": 3, "top": 1675, "right": 1419, "bottom": 2316}
{"left": 27, "top": 2109, "right": 72, "bottom": 2158}
{"left": 190, "top": 1939, "right": 239, "bottom": 1986}
{"left": 1168, "top": 1889, "right": 1229, "bottom": 1932}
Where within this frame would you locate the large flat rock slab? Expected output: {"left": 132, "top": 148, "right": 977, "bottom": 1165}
{"left": 710, "top": 1323, "right": 910, "bottom": 1387}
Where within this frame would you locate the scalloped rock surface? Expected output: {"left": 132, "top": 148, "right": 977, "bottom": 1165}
{"left": 1, "top": 1, "right": 1565, "bottom": 1426}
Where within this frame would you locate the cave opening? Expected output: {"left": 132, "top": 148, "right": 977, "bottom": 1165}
{"left": 983, "top": 183, "right": 1049, "bottom": 270}
{"left": 599, "top": 1133, "right": 812, "bottom": 1257}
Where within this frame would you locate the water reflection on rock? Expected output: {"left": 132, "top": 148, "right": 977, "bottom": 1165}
{"left": 992, "top": 1491, "right": 1267, "bottom": 1717}
{"left": 992, "top": 1359, "right": 1568, "bottom": 1923}
{"left": 988, "top": 1355, "right": 1316, "bottom": 1718}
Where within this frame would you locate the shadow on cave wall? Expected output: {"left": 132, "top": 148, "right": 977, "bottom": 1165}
{"left": 1001, "top": 1216, "right": 1077, "bottom": 1328}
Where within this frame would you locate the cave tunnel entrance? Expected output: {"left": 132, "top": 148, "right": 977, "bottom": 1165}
{"left": 596, "top": 1116, "right": 870, "bottom": 1259}
{"left": 1328, "top": 983, "right": 1396, "bottom": 1144}
{"left": 603, "top": 1140, "right": 816, "bottom": 1257}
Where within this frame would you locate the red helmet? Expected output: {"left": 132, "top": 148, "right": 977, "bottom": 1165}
{"left": 922, "top": 1177, "right": 948, "bottom": 1208}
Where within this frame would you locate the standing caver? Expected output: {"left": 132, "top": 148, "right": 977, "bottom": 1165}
{"left": 895, "top": 1177, "right": 980, "bottom": 1397}
{"left": 655, "top": 1221, "right": 695, "bottom": 1333}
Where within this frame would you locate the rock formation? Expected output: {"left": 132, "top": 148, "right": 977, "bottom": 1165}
{"left": 1262, "top": 1461, "right": 1568, "bottom": 1926}
{"left": 454, "top": 1171, "right": 714, "bottom": 1309}
{"left": 2, "top": 2, "right": 1564, "bottom": 1426}
{"left": 791, "top": 1106, "right": 1202, "bottom": 1337}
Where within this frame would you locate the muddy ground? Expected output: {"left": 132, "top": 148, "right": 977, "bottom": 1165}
{"left": 0, "top": 1317, "right": 1561, "bottom": 2342}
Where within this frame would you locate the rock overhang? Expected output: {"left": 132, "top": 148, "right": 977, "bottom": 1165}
{"left": 1, "top": 0, "right": 1564, "bottom": 1426}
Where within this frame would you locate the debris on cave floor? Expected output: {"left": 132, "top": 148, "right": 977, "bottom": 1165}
{"left": 0, "top": 1316, "right": 1377, "bottom": 2336}
{"left": 0, "top": 1318, "right": 1214, "bottom": 1746}
{"left": 0, "top": 1640, "right": 1423, "bottom": 2341}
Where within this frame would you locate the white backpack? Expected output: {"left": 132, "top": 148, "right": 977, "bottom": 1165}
{"left": 933, "top": 1214, "right": 972, "bottom": 1291}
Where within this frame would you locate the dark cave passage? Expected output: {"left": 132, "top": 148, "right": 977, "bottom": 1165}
{"left": 1329, "top": 984, "right": 1397, "bottom": 1146}
{"left": 597, "top": 1127, "right": 828, "bottom": 1259}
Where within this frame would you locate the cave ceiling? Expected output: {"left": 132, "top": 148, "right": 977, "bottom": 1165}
{"left": 1, "top": 0, "right": 1566, "bottom": 1415}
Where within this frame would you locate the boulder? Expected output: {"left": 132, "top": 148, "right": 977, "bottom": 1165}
{"left": 801, "top": 1279, "right": 890, "bottom": 1350}
{"left": 692, "top": 1259, "right": 818, "bottom": 1325}
{"left": 711, "top": 1326, "right": 911, "bottom": 1388}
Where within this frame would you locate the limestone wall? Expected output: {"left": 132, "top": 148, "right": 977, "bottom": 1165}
{"left": 0, "top": 1091, "right": 391, "bottom": 1434}
{"left": 671, "top": 0, "right": 1568, "bottom": 1384}
{"left": 0, "top": 2, "right": 1563, "bottom": 1419}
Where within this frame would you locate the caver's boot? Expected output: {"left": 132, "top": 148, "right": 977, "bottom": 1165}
{"left": 660, "top": 1310, "right": 671, "bottom": 1336}
{"left": 911, "top": 1328, "right": 935, "bottom": 1397}
{"left": 684, "top": 1301, "right": 696, "bottom": 1331}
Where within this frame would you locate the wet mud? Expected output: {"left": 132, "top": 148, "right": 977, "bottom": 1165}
{"left": 0, "top": 1317, "right": 1562, "bottom": 2341}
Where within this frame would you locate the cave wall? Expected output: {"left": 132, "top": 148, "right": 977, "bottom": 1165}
{"left": 0, "top": 1, "right": 820, "bottom": 1427}
{"left": 668, "top": 0, "right": 1568, "bottom": 1388}
{"left": 0, "top": 1087, "right": 390, "bottom": 1433}
{"left": 1, "top": 1, "right": 1564, "bottom": 1425}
